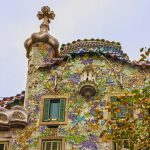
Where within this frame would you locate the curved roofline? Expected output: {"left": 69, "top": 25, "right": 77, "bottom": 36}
{"left": 57, "top": 39, "right": 150, "bottom": 69}
{"left": 60, "top": 38, "right": 121, "bottom": 51}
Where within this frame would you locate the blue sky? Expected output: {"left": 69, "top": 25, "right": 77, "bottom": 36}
{"left": 0, "top": 0, "right": 150, "bottom": 97}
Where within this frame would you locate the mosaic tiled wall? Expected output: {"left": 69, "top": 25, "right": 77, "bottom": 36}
{"left": 12, "top": 43, "right": 150, "bottom": 150}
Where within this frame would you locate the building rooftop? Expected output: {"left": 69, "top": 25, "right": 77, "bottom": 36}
{"left": 0, "top": 91, "right": 25, "bottom": 109}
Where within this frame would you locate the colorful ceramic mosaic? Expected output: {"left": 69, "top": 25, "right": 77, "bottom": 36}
{"left": 11, "top": 42, "right": 150, "bottom": 150}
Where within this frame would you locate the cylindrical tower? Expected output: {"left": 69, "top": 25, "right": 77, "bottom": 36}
{"left": 24, "top": 6, "right": 59, "bottom": 109}
{"left": 20, "top": 6, "right": 61, "bottom": 150}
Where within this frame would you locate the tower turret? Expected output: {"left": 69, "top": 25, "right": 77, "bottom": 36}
{"left": 24, "top": 6, "right": 60, "bottom": 109}
{"left": 24, "top": 6, "right": 59, "bottom": 59}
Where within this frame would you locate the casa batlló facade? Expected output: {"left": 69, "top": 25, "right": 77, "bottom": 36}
{"left": 0, "top": 6, "right": 150, "bottom": 150}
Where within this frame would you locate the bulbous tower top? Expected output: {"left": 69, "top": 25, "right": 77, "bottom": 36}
{"left": 24, "top": 6, "right": 59, "bottom": 58}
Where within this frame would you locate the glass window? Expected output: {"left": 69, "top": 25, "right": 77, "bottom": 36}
{"left": 42, "top": 140, "right": 61, "bottom": 150}
{"left": 122, "top": 140, "right": 130, "bottom": 149}
{"left": 113, "top": 142, "right": 117, "bottom": 150}
{"left": 0, "top": 142, "right": 8, "bottom": 150}
{"left": 113, "top": 140, "right": 133, "bottom": 150}
{"left": 50, "top": 100, "right": 60, "bottom": 120}
{"left": 43, "top": 98, "right": 66, "bottom": 122}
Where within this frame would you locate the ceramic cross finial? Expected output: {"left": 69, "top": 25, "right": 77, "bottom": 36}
{"left": 37, "top": 6, "right": 55, "bottom": 32}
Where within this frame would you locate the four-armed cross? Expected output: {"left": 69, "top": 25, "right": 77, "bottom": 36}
{"left": 37, "top": 6, "right": 55, "bottom": 32}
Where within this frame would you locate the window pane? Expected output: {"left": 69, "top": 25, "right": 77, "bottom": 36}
{"left": 42, "top": 141, "right": 52, "bottom": 150}
{"left": 50, "top": 100, "right": 60, "bottom": 120}
{"left": 0, "top": 144, "right": 4, "bottom": 150}
{"left": 43, "top": 98, "right": 66, "bottom": 122}
{"left": 42, "top": 140, "right": 61, "bottom": 150}
{"left": 43, "top": 99, "right": 51, "bottom": 121}
{"left": 123, "top": 140, "right": 129, "bottom": 148}
{"left": 111, "top": 96, "right": 118, "bottom": 119}
{"left": 0, "top": 142, "right": 8, "bottom": 150}
{"left": 58, "top": 99, "right": 66, "bottom": 122}
{"left": 113, "top": 142, "right": 117, "bottom": 150}
{"left": 119, "top": 105, "right": 127, "bottom": 118}
{"left": 53, "top": 141, "right": 61, "bottom": 150}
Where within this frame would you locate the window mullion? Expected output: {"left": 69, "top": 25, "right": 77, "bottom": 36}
{"left": 4, "top": 143, "right": 7, "bottom": 150}
{"left": 58, "top": 101, "right": 61, "bottom": 121}
{"left": 44, "top": 142, "right": 46, "bottom": 150}
{"left": 59, "top": 99, "right": 65, "bottom": 122}
{"left": 44, "top": 99, "right": 50, "bottom": 121}
{"left": 51, "top": 141, "right": 53, "bottom": 150}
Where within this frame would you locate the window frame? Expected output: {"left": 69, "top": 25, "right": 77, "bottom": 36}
{"left": 0, "top": 138, "right": 12, "bottom": 150}
{"left": 39, "top": 137, "right": 65, "bottom": 150}
{"left": 40, "top": 94, "right": 69, "bottom": 126}
{"left": 109, "top": 93, "right": 134, "bottom": 120}
{"left": 112, "top": 139, "right": 133, "bottom": 150}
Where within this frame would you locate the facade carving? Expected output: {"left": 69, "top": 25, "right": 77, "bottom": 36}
{"left": 0, "top": 106, "right": 28, "bottom": 130}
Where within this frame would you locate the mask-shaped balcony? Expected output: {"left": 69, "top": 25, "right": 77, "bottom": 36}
{"left": 0, "top": 108, "right": 9, "bottom": 131}
{"left": 79, "top": 65, "right": 98, "bottom": 98}
{"left": 0, "top": 106, "right": 28, "bottom": 130}
{"left": 9, "top": 106, "right": 28, "bottom": 128}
